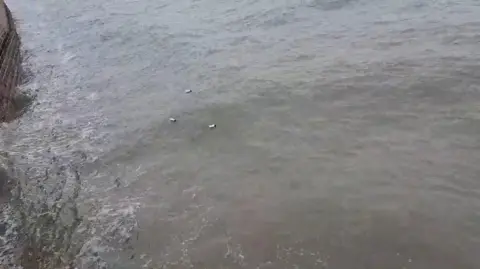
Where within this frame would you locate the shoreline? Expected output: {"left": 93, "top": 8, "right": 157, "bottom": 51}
{"left": 0, "top": 4, "right": 26, "bottom": 268}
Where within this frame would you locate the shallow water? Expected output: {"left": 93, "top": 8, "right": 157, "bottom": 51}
{"left": 3, "top": 0, "right": 480, "bottom": 267}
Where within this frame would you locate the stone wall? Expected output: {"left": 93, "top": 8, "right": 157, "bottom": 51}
{"left": 0, "top": 1, "right": 21, "bottom": 122}
{"left": 0, "top": 1, "right": 8, "bottom": 30}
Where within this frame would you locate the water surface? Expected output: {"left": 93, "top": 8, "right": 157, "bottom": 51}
{"left": 3, "top": 0, "right": 480, "bottom": 268}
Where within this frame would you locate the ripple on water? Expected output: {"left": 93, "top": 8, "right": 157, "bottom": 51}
{"left": 3, "top": 0, "right": 480, "bottom": 268}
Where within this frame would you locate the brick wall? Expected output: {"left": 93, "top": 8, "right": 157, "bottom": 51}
{"left": 0, "top": 1, "right": 21, "bottom": 122}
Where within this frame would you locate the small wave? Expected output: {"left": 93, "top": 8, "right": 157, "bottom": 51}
{"left": 0, "top": 152, "right": 141, "bottom": 269}
{"left": 305, "top": 0, "right": 358, "bottom": 10}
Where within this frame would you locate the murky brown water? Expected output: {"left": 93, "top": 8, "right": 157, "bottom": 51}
{"left": 2, "top": 0, "right": 480, "bottom": 268}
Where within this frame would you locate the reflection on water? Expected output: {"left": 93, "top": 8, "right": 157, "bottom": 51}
{"left": 2, "top": 0, "right": 480, "bottom": 268}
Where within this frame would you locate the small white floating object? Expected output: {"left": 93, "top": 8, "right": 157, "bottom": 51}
{"left": 208, "top": 124, "right": 216, "bottom": 129}
{"left": 185, "top": 89, "right": 192, "bottom": 93}
{"left": 169, "top": 117, "right": 177, "bottom": 122}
